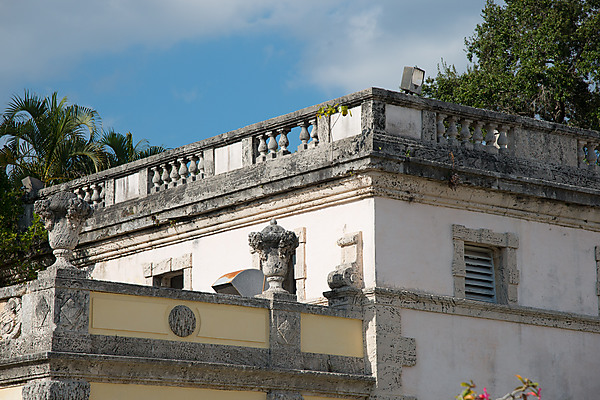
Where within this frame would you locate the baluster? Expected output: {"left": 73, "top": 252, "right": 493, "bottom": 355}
{"left": 278, "top": 127, "right": 290, "bottom": 155}
{"left": 151, "top": 166, "right": 162, "bottom": 190}
{"left": 178, "top": 157, "right": 188, "bottom": 183}
{"left": 436, "top": 113, "right": 447, "bottom": 143}
{"left": 588, "top": 142, "right": 598, "bottom": 171}
{"left": 447, "top": 116, "right": 458, "bottom": 145}
{"left": 198, "top": 153, "right": 205, "bottom": 178}
{"left": 472, "top": 121, "right": 484, "bottom": 150}
{"left": 98, "top": 182, "right": 105, "bottom": 206}
{"left": 74, "top": 188, "right": 84, "bottom": 200}
{"left": 170, "top": 160, "right": 180, "bottom": 185}
{"left": 460, "top": 118, "right": 472, "bottom": 149}
{"left": 82, "top": 186, "right": 92, "bottom": 204}
{"left": 497, "top": 125, "right": 509, "bottom": 154}
{"left": 91, "top": 183, "right": 100, "bottom": 205}
{"left": 257, "top": 133, "right": 268, "bottom": 162}
{"left": 267, "top": 131, "right": 278, "bottom": 157}
{"left": 309, "top": 118, "right": 319, "bottom": 146}
{"left": 577, "top": 140, "right": 586, "bottom": 167}
{"left": 161, "top": 163, "right": 171, "bottom": 187}
{"left": 484, "top": 123, "right": 498, "bottom": 154}
{"left": 189, "top": 155, "right": 198, "bottom": 179}
{"left": 298, "top": 121, "right": 310, "bottom": 151}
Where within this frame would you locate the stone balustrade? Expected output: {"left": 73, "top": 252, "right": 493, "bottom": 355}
{"left": 435, "top": 113, "right": 512, "bottom": 154}
{"left": 37, "top": 88, "right": 600, "bottom": 210}
{"left": 0, "top": 270, "right": 371, "bottom": 400}
{"left": 73, "top": 182, "right": 106, "bottom": 207}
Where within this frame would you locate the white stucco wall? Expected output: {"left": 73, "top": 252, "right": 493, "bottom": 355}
{"left": 91, "top": 191, "right": 599, "bottom": 315}
{"left": 374, "top": 197, "right": 600, "bottom": 316}
{"left": 90, "top": 198, "right": 375, "bottom": 301}
{"left": 400, "top": 309, "right": 600, "bottom": 400}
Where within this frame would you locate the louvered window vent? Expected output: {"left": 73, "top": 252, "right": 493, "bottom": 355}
{"left": 464, "top": 245, "right": 496, "bottom": 302}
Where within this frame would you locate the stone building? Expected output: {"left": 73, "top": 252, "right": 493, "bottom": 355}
{"left": 1, "top": 87, "right": 600, "bottom": 399}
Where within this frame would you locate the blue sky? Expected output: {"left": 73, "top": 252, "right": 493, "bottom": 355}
{"left": 0, "top": 1, "right": 486, "bottom": 149}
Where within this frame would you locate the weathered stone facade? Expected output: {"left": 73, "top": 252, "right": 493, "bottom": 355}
{"left": 2, "top": 87, "right": 600, "bottom": 399}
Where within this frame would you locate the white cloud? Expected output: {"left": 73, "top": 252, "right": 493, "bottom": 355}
{"left": 0, "top": 0, "right": 486, "bottom": 96}
{"left": 276, "top": 1, "right": 483, "bottom": 93}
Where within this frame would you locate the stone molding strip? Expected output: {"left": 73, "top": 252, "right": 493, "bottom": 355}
{"left": 76, "top": 175, "right": 375, "bottom": 264}
{"left": 42, "top": 352, "right": 374, "bottom": 398}
{"left": 369, "top": 171, "right": 600, "bottom": 232}
{"left": 364, "top": 287, "right": 600, "bottom": 334}
{"left": 76, "top": 164, "right": 600, "bottom": 268}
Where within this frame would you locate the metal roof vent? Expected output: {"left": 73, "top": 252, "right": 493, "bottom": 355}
{"left": 212, "top": 269, "right": 265, "bottom": 297}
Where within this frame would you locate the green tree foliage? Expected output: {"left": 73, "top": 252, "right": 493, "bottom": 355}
{"left": 0, "top": 91, "right": 105, "bottom": 186}
{"left": 0, "top": 91, "right": 167, "bottom": 286}
{"left": 0, "top": 171, "right": 51, "bottom": 286}
{"left": 424, "top": 0, "right": 600, "bottom": 130}
{"left": 99, "top": 129, "right": 167, "bottom": 168}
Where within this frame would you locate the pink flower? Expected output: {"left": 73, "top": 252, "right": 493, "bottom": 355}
{"left": 477, "top": 388, "right": 491, "bottom": 400}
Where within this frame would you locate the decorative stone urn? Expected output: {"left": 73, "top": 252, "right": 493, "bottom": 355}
{"left": 34, "top": 191, "right": 93, "bottom": 270}
{"left": 248, "top": 219, "right": 298, "bottom": 294}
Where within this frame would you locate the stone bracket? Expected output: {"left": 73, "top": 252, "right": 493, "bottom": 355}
{"left": 327, "top": 231, "right": 364, "bottom": 290}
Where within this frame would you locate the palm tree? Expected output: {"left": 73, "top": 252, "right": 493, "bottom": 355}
{"left": 99, "top": 129, "right": 166, "bottom": 168}
{"left": 0, "top": 91, "right": 105, "bottom": 186}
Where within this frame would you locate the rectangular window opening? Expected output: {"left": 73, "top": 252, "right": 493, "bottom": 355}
{"left": 464, "top": 244, "right": 496, "bottom": 303}
{"left": 153, "top": 271, "right": 184, "bottom": 289}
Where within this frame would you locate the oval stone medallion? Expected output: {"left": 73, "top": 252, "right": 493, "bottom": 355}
{"left": 168, "top": 305, "right": 196, "bottom": 337}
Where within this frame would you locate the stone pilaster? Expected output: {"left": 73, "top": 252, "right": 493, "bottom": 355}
{"left": 269, "top": 305, "right": 302, "bottom": 370}
{"left": 267, "top": 390, "right": 303, "bottom": 400}
{"left": 19, "top": 267, "right": 90, "bottom": 355}
{"left": 362, "top": 98, "right": 386, "bottom": 136}
{"left": 22, "top": 379, "right": 90, "bottom": 400}
{"left": 362, "top": 292, "right": 416, "bottom": 400}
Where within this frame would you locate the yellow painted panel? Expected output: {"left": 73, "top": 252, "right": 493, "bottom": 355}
{"left": 0, "top": 386, "right": 22, "bottom": 400}
{"left": 301, "top": 313, "right": 363, "bottom": 357}
{"left": 90, "top": 294, "right": 170, "bottom": 335}
{"left": 195, "top": 303, "right": 268, "bottom": 345}
{"left": 89, "top": 292, "right": 269, "bottom": 348}
{"left": 90, "top": 383, "right": 266, "bottom": 400}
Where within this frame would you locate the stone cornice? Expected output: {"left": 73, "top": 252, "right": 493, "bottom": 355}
{"left": 364, "top": 287, "right": 600, "bottom": 333}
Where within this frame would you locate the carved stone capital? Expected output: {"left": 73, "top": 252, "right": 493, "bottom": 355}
{"left": 22, "top": 379, "right": 90, "bottom": 400}
{"left": 34, "top": 192, "right": 93, "bottom": 270}
{"left": 249, "top": 220, "right": 298, "bottom": 294}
